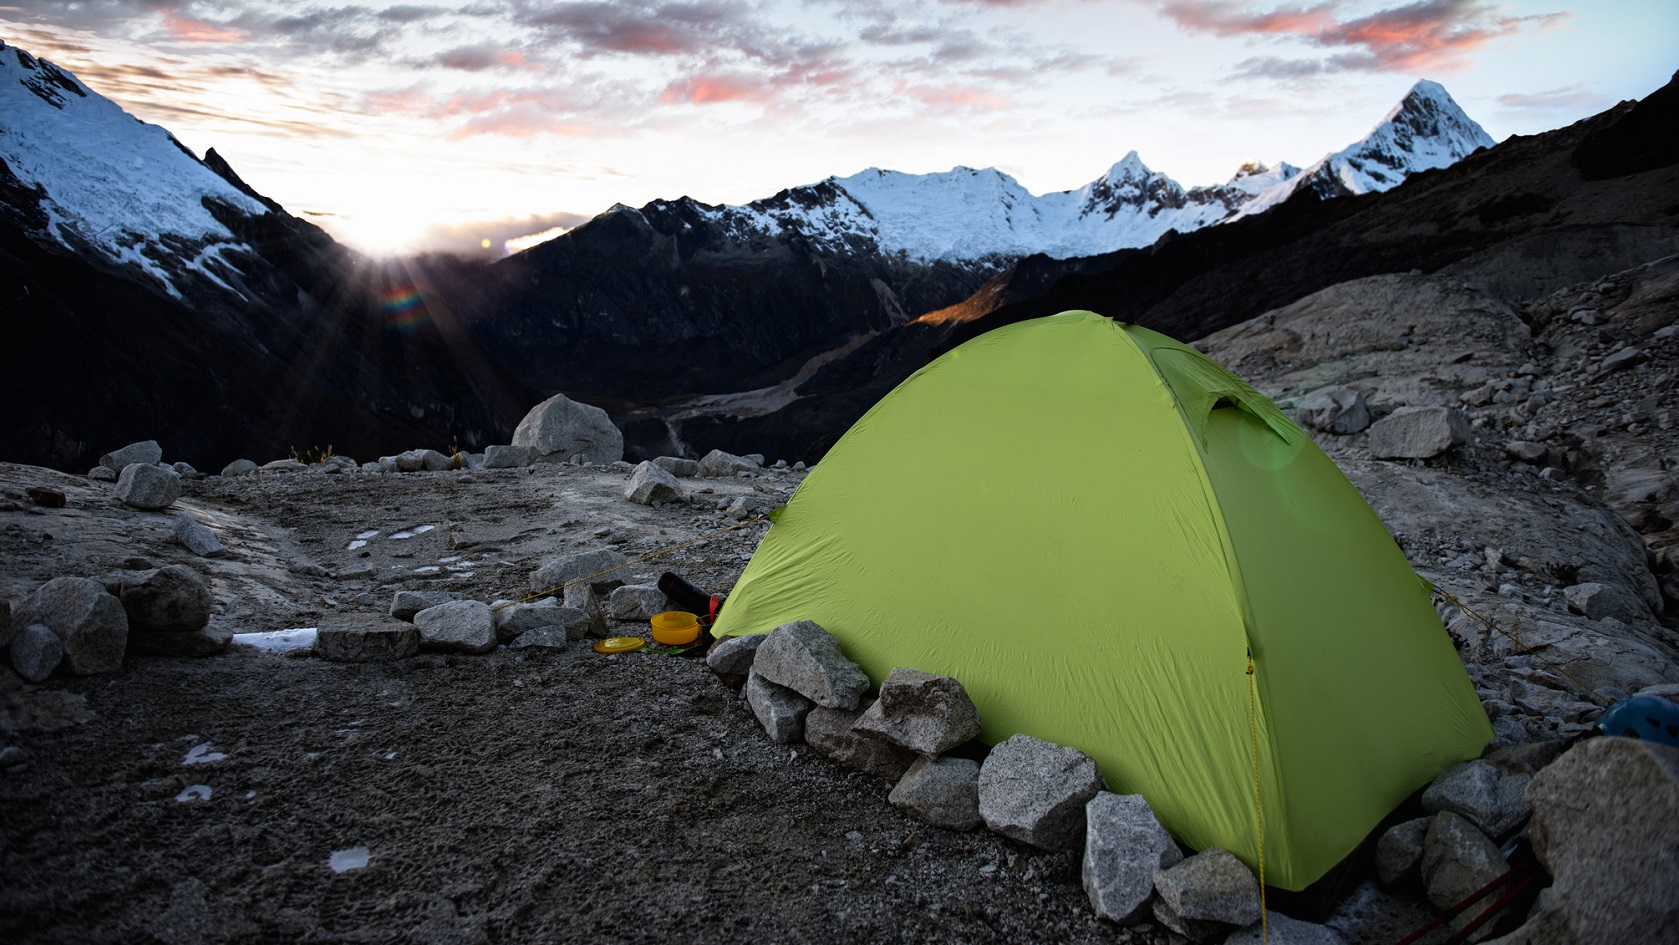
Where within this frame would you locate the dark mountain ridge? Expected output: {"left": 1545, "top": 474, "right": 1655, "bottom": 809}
{"left": 449, "top": 195, "right": 993, "bottom": 412}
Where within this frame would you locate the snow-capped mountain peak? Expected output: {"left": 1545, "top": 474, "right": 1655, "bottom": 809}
{"left": 0, "top": 39, "right": 269, "bottom": 298}
{"left": 572, "top": 78, "right": 1493, "bottom": 266}
{"left": 1102, "top": 150, "right": 1152, "bottom": 183}
{"left": 1234, "top": 79, "right": 1495, "bottom": 218}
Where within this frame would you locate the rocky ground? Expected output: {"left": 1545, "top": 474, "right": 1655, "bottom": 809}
{"left": 3, "top": 256, "right": 1678, "bottom": 945}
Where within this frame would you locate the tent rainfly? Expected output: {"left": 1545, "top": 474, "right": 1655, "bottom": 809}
{"left": 712, "top": 310, "right": 1491, "bottom": 891}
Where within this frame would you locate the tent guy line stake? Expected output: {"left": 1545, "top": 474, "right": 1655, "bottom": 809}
{"left": 490, "top": 516, "right": 770, "bottom": 612}
{"left": 1434, "top": 589, "right": 1608, "bottom": 706}
{"left": 1247, "top": 652, "right": 1268, "bottom": 945}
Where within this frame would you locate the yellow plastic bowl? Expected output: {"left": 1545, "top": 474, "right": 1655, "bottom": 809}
{"left": 650, "top": 611, "right": 700, "bottom": 645}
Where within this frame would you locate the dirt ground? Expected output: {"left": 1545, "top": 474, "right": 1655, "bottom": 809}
{"left": 0, "top": 460, "right": 1432, "bottom": 944}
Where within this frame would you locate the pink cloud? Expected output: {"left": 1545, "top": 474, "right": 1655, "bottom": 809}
{"left": 1160, "top": 1, "right": 1338, "bottom": 37}
{"left": 363, "top": 86, "right": 432, "bottom": 113}
{"left": 1159, "top": 0, "right": 1568, "bottom": 74}
{"left": 436, "top": 45, "right": 544, "bottom": 72}
{"left": 659, "top": 73, "right": 773, "bottom": 105}
{"left": 450, "top": 110, "right": 596, "bottom": 139}
{"left": 894, "top": 82, "right": 1011, "bottom": 111}
{"left": 423, "top": 89, "right": 604, "bottom": 138}
{"left": 161, "top": 10, "right": 247, "bottom": 44}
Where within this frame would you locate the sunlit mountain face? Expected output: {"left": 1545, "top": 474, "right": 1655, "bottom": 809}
{"left": 0, "top": 40, "right": 533, "bottom": 472}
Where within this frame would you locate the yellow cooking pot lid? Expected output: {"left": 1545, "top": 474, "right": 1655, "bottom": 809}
{"left": 593, "top": 636, "right": 646, "bottom": 654}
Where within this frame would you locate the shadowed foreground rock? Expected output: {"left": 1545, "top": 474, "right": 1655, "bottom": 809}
{"left": 1486, "top": 737, "right": 1679, "bottom": 945}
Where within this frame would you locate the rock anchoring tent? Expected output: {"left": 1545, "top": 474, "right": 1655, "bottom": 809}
{"left": 712, "top": 310, "right": 1491, "bottom": 891}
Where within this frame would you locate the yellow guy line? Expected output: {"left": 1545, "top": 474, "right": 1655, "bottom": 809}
{"left": 1434, "top": 588, "right": 1608, "bottom": 706}
{"left": 1246, "top": 653, "right": 1268, "bottom": 945}
{"left": 490, "top": 516, "right": 769, "bottom": 612}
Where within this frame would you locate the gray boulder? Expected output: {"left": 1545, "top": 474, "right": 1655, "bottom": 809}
{"left": 390, "top": 589, "right": 464, "bottom": 621}
{"left": 413, "top": 600, "right": 497, "bottom": 654}
{"left": 1483, "top": 737, "right": 1679, "bottom": 945}
{"left": 512, "top": 393, "right": 624, "bottom": 465}
{"left": 889, "top": 755, "right": 982, "bottom": 830}
{"left": 853, "top": 666, "right": 982, "bottom": 756}
{"left": 509, "top": 627, "right": 570, "bottom": 649}
{"left": 493, "top": 598, "right": 591, "bottom": 642}
{"left": 1484, "top": 739, "right": 1567, "bottom": 776}
{"left": 1376, "top": 816, "right": 1432, "bottom": 886}
{"left": 1368, "top": 405, "right": 1472, "bottom": 459}
{"left": 698, "top": 449, "right": 760, "bottom": 478}
{"left": 171, "top": 514, "right": 227, "bottom": 558}
{"left": 1153, "top": 848, "right": 1261, "bottom": 939}
{"left": 100, "top": 440, "right": 162, "bottom": 471}
{"left": 745, "top": 670, "right": 814, "bottom": 744}
{"left": 978, "top": 733, "right": 1104, "bottom": 851}
{"left": 315, "top": 615, "right": 419, "bottom": 662}
{"left": 1298, "top": 385, "right": 1372, "bottom": 434}
{"left": 652, "top": 456, "right": 700, "bottom": 477}
{"left": 607, "top": 584, "right": 674, "bottom": 620}
{"left": 13, "top": 577, "right": 128, "bottom": 675}
{"left": 563, "top": 585, "right": 610, "bottom": 638}
{"left": 1422, "top": 759, "right": 1532, "bottom": 839}
{"left": 1225, "top": 911, "right": 1346, "bottom": 945}
{"left": 751, "top": 620, "right": 870, "bottom": 710}
{"left": 1420, "top": 812, "right": 1508, "bottom": 913}
{"left": 529, "top": 549, "right": 630, "bottom": 597}
{"left": 804, "top": 703, "right": 915, "bottom": 779}
{"left": 1563, "top": 582, "right": 1650, "bottom": 624}
{"left": 114, "top": 463, "right": 181, "bottom": 510}
{"left": 10, "top": 624, "right": 64, "bottom": 682}
{"left": 726, "top": 496, "right": 760, "bottom": 520}
{"left": 395, "top": 448, "right": 453, "bottom": 472}
{"left": 260, "top": 458, "right": 305, "bottom": 473}
{"left": 481, "top": 444, "right": 535, "bottom": 469}
{"left": 118, "top": 565, "right": 212, "bottom": 633}
{"left": 706, "top": 633, "right": 767, "bottom": 676}
{"left": 219, "top": 458, "right": 259, "bottom": 477}
{"left": 624, "top": 461, "right": 683, "bottom": 505}
{"left": 1599, "top": 346, "right": 1646, "bottom": 374}
{"left": 1082, "top": 792, "right": 1183, "bottom": 923}
{"left": 88, "top": 466, "right": 118, "bottom": 482}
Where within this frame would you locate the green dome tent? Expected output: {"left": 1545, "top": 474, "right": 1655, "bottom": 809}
{"left": 712, "top": 310, "right": 1490, "bottom": 891}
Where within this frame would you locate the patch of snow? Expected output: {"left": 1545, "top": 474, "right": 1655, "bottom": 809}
{"left": 329, "top": 846, "right": 369, "bottom": 873}
{"left": 183, "top": 743, "right": 226, "bottom": 765}
{"left": 356, "top": 530, "right": 380, "bottom": 540}
{"left": 346, "top": 539, "right": 368, "bottom": 550}
{"left": 175, "top": 784, "right": 212, "bottom": 802}
{"left": 0, "top": 41, "right": 269, "bottom": 296}
{"left": 413, "top": 565, "right": 441, "bottom": 575}
{"left": 230, "top": 627, "right": 318, "bottom": 652}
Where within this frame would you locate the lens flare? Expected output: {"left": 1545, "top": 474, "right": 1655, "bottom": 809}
{"left": 379, "top": 283, "right": 428, "bottom": 332}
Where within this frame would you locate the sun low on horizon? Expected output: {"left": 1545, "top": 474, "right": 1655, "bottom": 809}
{"left": 2, "top": 0, "right": 1672, "bottom": 259}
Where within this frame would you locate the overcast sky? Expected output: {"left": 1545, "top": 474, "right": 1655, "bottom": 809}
{"left": 3, "top": 1, "right": 1672, "bottom": 256}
